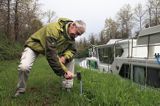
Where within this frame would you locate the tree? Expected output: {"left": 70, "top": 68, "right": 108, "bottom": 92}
{"left": 82, "top": 37, "right": 89, "bottom": 48}
{"left": 98, "top": 30, "right": 107, "bottom": 45}
{"left": 0, "top": 0, "right": 12, "bottom": 38}
{"left": 89, "top": 33, "right": 97, "bottom": 45}
{"left": 44, "top": 10, "right": 56, "bottom": 23}
{"left": 117, "top": 4, "right": 133, "bottom": 38}
{"left": 150, "top": 0, "right": 160, "bottom": 25}
{"left": 146, "top": 0, "right": 160, "bottom": 26}
{"left": 13, "top": 0, "right": 42, "bottom": 42}
{"left": 30, "top": 19, "right": 42, "bottom": 34}
{"left": 134, "top": 3, "right": 147, "bottom": 30}
{"left": 7, "top": 0, "right": 11, "bottom": 38}
{"left": 104, "top": 18, "right": 120, "bottom": 39}
{"left": 75, "top": 37, "right": 90, "bottom": 58}
{"left": 14, "top": 0, "right": 19, "bottom": 41}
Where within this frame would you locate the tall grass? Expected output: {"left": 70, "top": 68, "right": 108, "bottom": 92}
{"left": 0, "top": 57, "right": 160, "bottom": 105}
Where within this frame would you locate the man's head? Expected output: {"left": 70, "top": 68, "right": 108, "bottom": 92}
{"left": 68, "top": 20, "right": 86, "bottom": 39}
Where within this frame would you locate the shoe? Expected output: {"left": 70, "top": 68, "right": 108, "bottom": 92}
{"left": 12, "top": 91, "right": 25, "bottom": 98}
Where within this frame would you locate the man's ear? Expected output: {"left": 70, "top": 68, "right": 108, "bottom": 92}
{"left": 71, "top": 22, "right": 76, "bottom": 27}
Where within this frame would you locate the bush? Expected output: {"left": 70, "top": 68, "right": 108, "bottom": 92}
{"left": 0, "top": 33, "right": 23, "bottom": 60}
{"left": 75, "top": 49, "right": 89, "bottom": 58}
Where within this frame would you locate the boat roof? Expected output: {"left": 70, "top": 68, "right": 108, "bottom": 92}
{"left": 96, "top": 39, "right": 137, "bottom": 48}
{"left": 139, "top": 25, "right": 160, "bottom": 37}
{"left": 96, "top": 39, "right": 121, "bottom": 48}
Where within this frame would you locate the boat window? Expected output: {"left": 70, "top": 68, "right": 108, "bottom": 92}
{"left": 147, "top": 67, "right": 160, "bottom": 88}
{"left": 98, "top": 46, "right": 114, "bottom": 64}
{"left": 115, "top": 44, "right": 123, "bottom": 57}
{"left": 119, "top": 64, "right": 131, "bottom": 79}
{"left": 133, "top": 66, "right": 145, "bottom": 85}
{"left": 133, "top": 66, "right": 160, "bottom": 87}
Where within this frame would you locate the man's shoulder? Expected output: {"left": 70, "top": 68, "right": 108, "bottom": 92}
{"left": 46, "top": 17, "right": 72, "bottom": 29}
{"left": 46, "top": 21, "right": 61, "bottom": 31}
{"left": 58, "top": 17, "right": 73, "bottom": 23}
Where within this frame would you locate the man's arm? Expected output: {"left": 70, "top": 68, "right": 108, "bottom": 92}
{"left": 45, "top": 36, "right": 74, "bottom": 79}
{"left": 63, "top": 44, "right": 77, "bottom": 63}
{"left": 45, "top": 36, "right": 67, "bottom": 76}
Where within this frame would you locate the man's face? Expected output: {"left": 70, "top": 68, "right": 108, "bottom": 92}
{"left": 68, "top": 23, "right": 81, "bottom": 39}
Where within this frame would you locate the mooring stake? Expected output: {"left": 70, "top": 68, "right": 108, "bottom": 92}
{"left": 76, "top": 72, "right": 82, "bottom": 95}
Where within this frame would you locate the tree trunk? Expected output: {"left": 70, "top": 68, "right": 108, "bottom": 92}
{"left": 14, "top": 0, "right": 19, "bottom": 41}
{"left": 7, "top": 0, "right": 10, "bottom": 39}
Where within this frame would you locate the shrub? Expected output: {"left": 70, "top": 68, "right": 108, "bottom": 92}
{"left": 0, "top": 33, "right": 23, "bottom": 60}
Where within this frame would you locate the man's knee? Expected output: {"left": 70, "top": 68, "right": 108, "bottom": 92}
{"left": 18, "top": 64, "right": 30, "bottom": 72}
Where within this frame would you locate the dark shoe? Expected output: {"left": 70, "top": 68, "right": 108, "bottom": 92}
{"left": 12, "top": 91, "right": 25, "bottom": 98}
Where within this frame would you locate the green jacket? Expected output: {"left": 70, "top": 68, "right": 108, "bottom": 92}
{"left": 25, "top": 18, "right": 77, "bottom": 76}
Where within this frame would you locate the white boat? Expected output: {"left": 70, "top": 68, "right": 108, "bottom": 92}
{"left": 79, "top": 25, "right": 160, "bottom": 87}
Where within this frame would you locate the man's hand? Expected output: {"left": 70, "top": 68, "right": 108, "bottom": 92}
{"left": 64, "top": 71, "right": 74, "bottom": 79}
{"left": 59, "top": 56, "right": 66, "bottom": 64}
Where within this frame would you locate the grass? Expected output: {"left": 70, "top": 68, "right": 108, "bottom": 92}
{"left": 0, "top": 57, "right": 160, "bottom": 105}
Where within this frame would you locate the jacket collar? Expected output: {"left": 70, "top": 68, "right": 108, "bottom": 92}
{"left": 65, "top": 23, "right": 72, "bottom": 39}
{"left": 64, "top": 23, "right": 75, "bottom": 41}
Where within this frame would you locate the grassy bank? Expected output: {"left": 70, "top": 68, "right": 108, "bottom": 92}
{"left": 0, "top": 57, "right": 160, "bottom": 105}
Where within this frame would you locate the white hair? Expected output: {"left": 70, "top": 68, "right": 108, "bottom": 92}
{"left": 74, "top": 20, "right": 86, "bottom": 34}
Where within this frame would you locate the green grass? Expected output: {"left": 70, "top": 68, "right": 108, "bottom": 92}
{"left": 0, "top": 57, "right": 160, "bottom": 105}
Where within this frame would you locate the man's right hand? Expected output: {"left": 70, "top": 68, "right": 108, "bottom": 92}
{"left": 64, "top": 71, "right": 74, "bottom": 79}
{"left": 59, "top": 56, "right": 66, "bottom": 64}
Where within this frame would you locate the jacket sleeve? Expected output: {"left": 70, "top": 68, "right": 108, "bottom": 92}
{"left": 63, "top": 49, "right": 77, "bottom": 63}
{"left": 45, "top": 36, "right": 67, "bottom": 76}
{"left": 63, "top": 42, "right": 77, "bottom": 63}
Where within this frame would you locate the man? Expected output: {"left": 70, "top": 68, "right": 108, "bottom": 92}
{"left": 14, "top": 18, "right": 86, "bottom": 97}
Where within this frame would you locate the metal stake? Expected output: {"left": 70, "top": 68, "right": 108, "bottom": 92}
{"left": 77, "top": 72, "right": 82, "bottom": 95}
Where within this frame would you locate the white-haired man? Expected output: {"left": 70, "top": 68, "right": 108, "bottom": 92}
{"left": 14, "top": 18, "right": 86, "bottom": 97}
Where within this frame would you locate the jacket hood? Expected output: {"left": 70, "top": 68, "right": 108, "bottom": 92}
{"left": 58, "top": 18, "right": 73, "bottom": 29}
